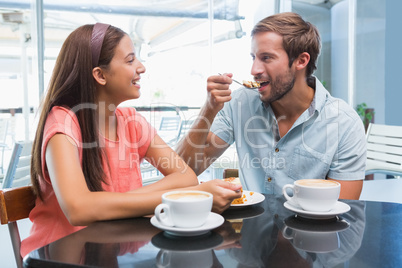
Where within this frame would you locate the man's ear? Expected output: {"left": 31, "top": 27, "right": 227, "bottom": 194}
{"left": 92, "top": 67, "right": 106, "bottom": 85}
{"left": 294, "top": 52, "right": 310, "bottom": 71}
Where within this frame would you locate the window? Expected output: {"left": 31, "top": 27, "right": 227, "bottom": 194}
{"left": 0, "top": 0, "right": 274, "bottom": 140}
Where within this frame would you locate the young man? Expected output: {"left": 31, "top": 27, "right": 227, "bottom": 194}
{"left": 176, "top": 12, "right": 366, "bottom": 200}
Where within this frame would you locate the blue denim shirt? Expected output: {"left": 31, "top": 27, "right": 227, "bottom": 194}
{"left": 210, "top": 77, "right": 366, "bottom": 195}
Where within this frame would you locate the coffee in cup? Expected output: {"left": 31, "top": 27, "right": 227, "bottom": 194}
{"left": 154, "top": 190, "right": 213, "bottom": 228}
{"left": 282, "top": 179, "right": 340, "bottom": 212}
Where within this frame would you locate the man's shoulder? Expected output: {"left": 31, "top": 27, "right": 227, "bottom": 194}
{"left": 323, "top": 94, "right": 361, "bottom": 122}
{"left": 313, "top": 77, "right": 359, "bottom": 123}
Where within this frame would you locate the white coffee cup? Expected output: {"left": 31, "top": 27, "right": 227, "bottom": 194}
{"left": 282, "top": 179, "right": 341, "bottom": 212}
{"left": 156, "top": 249, "right": 214, "bottom": 268}
{"left": 154, "top": 190, "right": 213, "bottom": 228}
{"left": 282, "top": 226, "right": 340, "bottom": 253}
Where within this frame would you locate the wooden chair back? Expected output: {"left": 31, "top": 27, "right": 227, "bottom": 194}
{"left": 223, "top": 169, "right": 239, "bottom": 178}
{"left": 0, "top": 186, "right": 36, "bottom": 268}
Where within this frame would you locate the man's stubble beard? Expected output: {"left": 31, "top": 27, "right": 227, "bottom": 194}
{"left": 261, "top": 69, "right": 296, "bottom": 105}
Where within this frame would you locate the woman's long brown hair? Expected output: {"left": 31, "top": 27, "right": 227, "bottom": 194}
{"left": 31, "top": 24, "right": 125, "bottom": 199}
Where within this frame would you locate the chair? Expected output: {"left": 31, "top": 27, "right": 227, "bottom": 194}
{"left": 159, "top": 116, "right": 181, "bottom": 132}
{"left": 0, "top": 118, "right": 9, "bottom": 174}
{"left": 365, "top": 123, "right": 402, "bottom": 177}
{"left": 140, "top": 159, "right": 163, "bottom": 185}
{"left": 223, "top": 169, "right": 239, "bottom": 178}
{"left": 176, "top": 119, "right": 195, "bottom": 143}
{"left": 0, "top": 186, "right": 36, "bottom": 268}
{"left": 2, "top": 141, "right": 33, "bottom": 189}
{"left": 158, "top": 116, "right": 181, "bottom": 147}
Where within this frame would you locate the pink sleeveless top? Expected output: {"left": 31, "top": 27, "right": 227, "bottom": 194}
{"left": 21, "top": 106, "right": 156, "bottom": 257}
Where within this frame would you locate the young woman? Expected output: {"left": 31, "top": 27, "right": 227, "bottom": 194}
{"left": 21, "top": 23, "right": 241, "bottom": 257}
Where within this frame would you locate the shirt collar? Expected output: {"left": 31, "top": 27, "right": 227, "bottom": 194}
{"left": 310, "top": 76, "right": 329, "bottom": 116}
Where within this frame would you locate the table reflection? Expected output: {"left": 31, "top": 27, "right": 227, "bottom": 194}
{"left": 282, "top": 216, "right": 350, "bottom": 253}
{"left": 152, "top": 232, "right": 223, "bottom": 268}
{"left": 25, "top": 195, "right": 367, "bottom": 268}
{"left": 35, "top": 217, "right": 158, "bottom": 267}
{"left": 222, "top": 195, "right": 365, "bottom": 268}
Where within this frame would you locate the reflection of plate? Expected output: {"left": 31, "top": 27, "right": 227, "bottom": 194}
{"left": 152, "top": 231, "right": 223, "bottom": 252}
{"left": 284, "top": 201, "right": 351, "bottom": 220}
{"left": 222, "top": 205, "right": 265, "bottom": 220}
{"left": 284, "top": 215, "right": 350, "bottom": 233}
{"left": 229, "top": 191, "right": 265, "bottom": 209}
{"left": 150, "top": 212, "right": 224, "bottom": 237}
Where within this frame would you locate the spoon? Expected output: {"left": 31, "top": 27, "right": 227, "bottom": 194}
{"left": 218, "top": 73, "right": 260, "bottom": 90}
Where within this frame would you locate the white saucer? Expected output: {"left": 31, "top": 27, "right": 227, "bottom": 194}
{"left": 150, "top": 212, "right": 224, "bottom": 236}
{"left": 284, "top": 215, "right": 350, "bottom": 233}
{"left": 284, "top": 201, "right": 351, "bottom": 220}
{"left": 151, "top": 232, "right": 223, "bottom": 252}
{"left": 230, "top": 191, "right": 265, "bottom": 209}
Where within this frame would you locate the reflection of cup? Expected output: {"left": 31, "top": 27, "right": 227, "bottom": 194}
{"left": 154, "top": 191, "right": 212, "bottom": 228}
{"left": 156, "top": 249, "right": 214, "bottom": 268}
{"left": 282, "top": 179, "right": 340, "bottom": 212}
{"left": 282, "top": 226, "right": 340, "bottom": 253}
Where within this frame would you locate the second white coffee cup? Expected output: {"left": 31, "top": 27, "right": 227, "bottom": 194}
{"left": 282, "top": 226, "right": 340, "bottom": 253}
{"left": 154, "top": 190, "right": 213, "bottom": 228}
{"left": 282, "top": 179, "right": 341, "bottom": 212}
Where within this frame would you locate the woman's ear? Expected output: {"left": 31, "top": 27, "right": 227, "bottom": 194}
{"left": 92, "top": 67, "right": 106, "bottom": 85}
{"left": 294, "top": 52, "right": 310, "bottom": 71}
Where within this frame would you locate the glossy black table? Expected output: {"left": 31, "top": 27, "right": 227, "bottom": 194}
{"left": 23, "top": 194, "right": 402, "bottom": 268}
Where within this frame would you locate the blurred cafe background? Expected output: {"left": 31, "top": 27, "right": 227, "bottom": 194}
{"left": 1, "top": 0, "right": 402, "bottom": 266}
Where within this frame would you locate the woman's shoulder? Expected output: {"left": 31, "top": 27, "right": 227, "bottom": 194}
{"left": 48, "top": 105, "right": 78, "bottom": 120}
{"left": 116, "top": 106, "right": 156, "bottom": 139}
{"left": 45, "top": 105, "right": 80, "bottom": 132}
{"left": 116, "top": 106, "right": 137, "bottom": 116}
{"left": 116, "top": 106, "right": 147, "bottom": 124}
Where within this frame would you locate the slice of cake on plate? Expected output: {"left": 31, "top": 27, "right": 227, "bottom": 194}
{"left": 224, "top": 177, "right": 246, "bottom": 204}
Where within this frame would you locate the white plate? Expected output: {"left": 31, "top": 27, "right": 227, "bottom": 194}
{"left": 283, "top": 201, "right": 351, "bottom": 220}
{"left": 230, "top": 191, "right": 265, "bottom": 208}
{"left": 150, "top": 212, "right": 224, "bottom": 237}
{"left": 223, "top": 205, "right": 265, "bottom": 220}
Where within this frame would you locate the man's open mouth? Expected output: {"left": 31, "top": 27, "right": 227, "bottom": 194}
{"left": 259, "top": 81, "right": 270, "bottom": 87}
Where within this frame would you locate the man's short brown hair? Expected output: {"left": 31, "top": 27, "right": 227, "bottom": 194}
{"left": 251, "top": 12, "right": 321, "bottom": 77}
